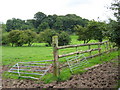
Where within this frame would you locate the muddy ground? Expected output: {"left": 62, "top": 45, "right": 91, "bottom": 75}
{"left": 1, "top": 58, "right": 119, "bottom": 88}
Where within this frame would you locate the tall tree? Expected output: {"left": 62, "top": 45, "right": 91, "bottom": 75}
{"left": 34, "top": 12, "right": 47, "bottom": 28}
{"left": 39, "top": 29, "right": 56, "bottom": 46}
{"left": 74, "top": 25, "right": 91, "bottom": 43}
{"left": 108, "top": 0, "right": 120, "bottom": 47}
{"left": 37, "top": 22, "right": 50, "bottom": 33}
{"left": 6, "top": 18, "right": 31, "bottom": 32}
{"left": 87, "top": 21, "right": 107, "bottom": 42}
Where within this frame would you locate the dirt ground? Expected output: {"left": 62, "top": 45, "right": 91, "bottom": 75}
{"left": 1, "top": 57, "right": 119, "bottom": 88}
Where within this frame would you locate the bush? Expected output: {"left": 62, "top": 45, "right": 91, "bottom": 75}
{"left": 39, "top": 29, "right": 56, "bottom": 46}
{"left": 58, "top": 31, "right": 71, "bottom": 46}
{"left": 39, "top": 29, "right": 71, "bottom": 46}
{"left": 2, "top": 33, "right": 10, "bottom": 45}
{"left": 8, "top": 30, "right": 26, "bottom": 46}
{"left": 24, "top": 30, "right": 37, "bottom": 46}
{"left": 8, "top": 30, "right": 37, "bottom": 46}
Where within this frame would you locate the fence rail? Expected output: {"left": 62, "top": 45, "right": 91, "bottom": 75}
{"left": 57, "top": 41, "right": 108, "bottom": 49}
{"left": 52, "top": 36, "right": 116, "bottom": 76}
{"left": 59, "top": 48, "right": 101, "bottom": 58}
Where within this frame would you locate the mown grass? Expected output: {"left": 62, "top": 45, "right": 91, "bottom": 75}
{"left": 2, "top": 46, "right": 53, "bottom": 66}
{"left": 2, "top": 35, "right": 119, "bottom": 84}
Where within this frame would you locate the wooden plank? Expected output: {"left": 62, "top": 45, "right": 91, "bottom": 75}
{"left": 58, "top": 41, "right": 108, "bottom": 49}
{"left": 59, "top": 48, "right": 100, "bottom": 58}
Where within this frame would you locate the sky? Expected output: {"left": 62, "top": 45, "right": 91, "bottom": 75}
{"left": 0, "top": 0, "right": 114, "bottom": 23}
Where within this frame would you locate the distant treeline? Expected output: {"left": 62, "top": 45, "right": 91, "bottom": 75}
{"left": 1, "top": 11, "right": 119, "bottom": 47}
{"left": 3, "top": 12, "right": 89, "bottom": 33}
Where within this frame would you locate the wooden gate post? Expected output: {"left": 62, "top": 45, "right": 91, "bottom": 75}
{"left": 52, "top": 36, "right": 59, "bottom": 77}
{"left": 88, "top": 45, "right": 91, "bottom": 56}
{"left": 98, "top": 44, "right": 101, "bottom": 60}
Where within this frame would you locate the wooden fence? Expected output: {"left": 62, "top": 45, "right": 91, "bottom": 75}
{"left": 52, "top": 36, "right": 116, "bottom": 77}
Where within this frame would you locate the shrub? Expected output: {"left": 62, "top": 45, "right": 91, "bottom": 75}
{"left": 39, "top": 29, "right": 56, "bottom": 46}
{"left": 58, "top": 31, "right": 71, "bottom": 46}
{"left": 8, "top": 30, "right": 37, "bottom": 46}
{"left": 2, "top": 33, "right": 10, "bottom": 45}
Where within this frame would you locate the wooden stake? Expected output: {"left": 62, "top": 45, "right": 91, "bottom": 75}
{"left": 98, "top": 44, "right": 101, "bottom": 60}
{"left": 52, "top": 36, "right": 59, "bottom": 77}
{"left": 88, "top": 45, "right": 91, "bottom": 56}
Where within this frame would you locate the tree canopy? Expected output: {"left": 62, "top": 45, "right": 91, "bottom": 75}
{"left": 5, "top": 12, "right": 89, "bottom": 33}
{"left": 108, "top": 0, "right": 120, "bottom": 47}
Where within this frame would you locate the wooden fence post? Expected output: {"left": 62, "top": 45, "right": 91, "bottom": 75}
{"left": 52, "top": 36, "right": 59, "bottom": 77}
{"left": 88, "top": 45, "right": 91, "bottom": 56}
{"left": 106, "top": 42, "right": 108, "bottom": 51}
{"left": 109, "top": 41, "right": 112, "bottom": 51}
{"left": 104, "top": 42, "right": 107, "bottom": 52}
{"left": 98, "top": 44, "right": 101, "bottom": 60}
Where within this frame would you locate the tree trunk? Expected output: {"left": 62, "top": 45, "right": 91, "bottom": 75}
{"left": 12, "top": 43, "right": 14, "bottom": 47}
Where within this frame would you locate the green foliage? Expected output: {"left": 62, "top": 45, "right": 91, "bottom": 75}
{"left": 6, "top": 18, "right": 33, "bottom": 32}
{"left": 5, "top": 12, "right": 89, "bottom": 33}
{"left": 1, "top": 24, "right": 7, "bottom": 33}
{"left": 39, "top": 29, "right": 56, "bottom": 46}
{"left": 108, "top": 0, "right": 120, "bottom": 47}
{"left": 107, "top": 20, "right": 120, "bottom": 45}
{"left": 87, "top": 20, "right": 107, "bottom": 42}
{"left": 39, "top": 29, "right": 71, "bottom": 46}
{"left": 8, "top": 30, "right": 37, "bottom": 46}
{"left": 37, "top": 22, "right": 50, "bottom": 33}
{"left": 24, "top": 30, "right": 37, "bottom": 46}
{"left": 74, "top": 21, "right": 107, "bottom": 43}
{"left": 10, "top": 30, "right": 27, "bottom": 46}
{"left": 58, "top": 31, "right": 71, "bottom": 46}
{"left": 74, "top": 25, "right": 91, "bottom": 43}
{"left": 2, "top": 33, "right": 10, "bottom": 45}
{"left": 34, "top": 12, "right": 47, "bottom": 28}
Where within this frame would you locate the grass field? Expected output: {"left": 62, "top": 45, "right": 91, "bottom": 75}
{"left": 2, "top": 35, "right": 119, "bottom": 83}
{"left": 2, "top": 35, "right": 98, "bottom": 65}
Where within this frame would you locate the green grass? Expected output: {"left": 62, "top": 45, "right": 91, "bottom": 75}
{"left": 41, "top": 50, "right": 118, "bottom": 83}
{"left": 2, "top": 35, "right": 119, "bottom": 84}
{"left": 2, "top": 46, "right": 53, "bottom": 65}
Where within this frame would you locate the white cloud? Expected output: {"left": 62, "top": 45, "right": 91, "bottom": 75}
{"left": 0, "top": 0, "right": 113, "bottom": 23}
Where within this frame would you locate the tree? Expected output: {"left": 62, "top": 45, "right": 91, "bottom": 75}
{"left": 8, "top": 30, "right": 37, "bottom": 46}
{"left": 108, "top": 0, "right": 120, "bottom": 47}
{"left": 87, "top": 21, "right": 107, "bottom": 42}
{"left": 39, "top": 29, "right": 56, "bottom": 46}
{"left": 34, "top": 12, "right": 47, "bottom": 28}
{"left": 2, "top": 33, "right": 10, "bottom": 45}
{"left": 8, "top": 30, "right": 26, "bottom": 46}
{"left": 37, "top": 22, "right": 50, "bottom": 33}
{"left": 74, "top": 25, "right": 91, "bottom": 43}
{"left": 58, "top": 31, "right": 71, "bottom": 46}
{"left": 53, "top": 17, "right": 63, "bottom": 31}
{"left": 1, "top": 24, "right": 7, "bottom": 33}
{"left": 6, "top": 18, "right": 31, "bottom": 32}
{"left": 24, "top": 30, "right": 37, "bottom": 46}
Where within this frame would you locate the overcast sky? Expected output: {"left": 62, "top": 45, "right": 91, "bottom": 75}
{"left": 0, "top": 0, "right": 114, "bottom": 23}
